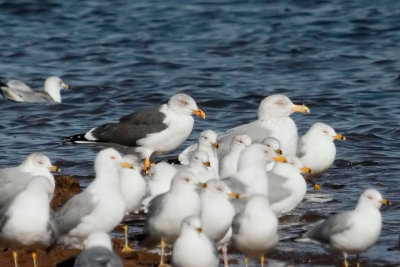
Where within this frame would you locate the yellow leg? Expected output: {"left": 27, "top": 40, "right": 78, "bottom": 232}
{"left": 32, "top": 252, "right": 38, "bottom": 267}
{"left": 356, "top": 254, "right": 360, "bottom": 267}
{"left": 12, "top": 251, "right": 18, "bottom": 267}
{"left": 142, "top": 157, "right": 150, "bottom": 174}
{"left": 343, "top": 253, "right": 349, "bottom": 267}
{"left": 260, "top": 256, "right": 265, "bottom": 267}
{"left": 121, "top": 225, "right": 135, "bottom": 253}
{"left": 244, "top": 256, "right": 249, "bottom": 267}
{"left": 159, "top": 239, "right": 165, "bottom": 267}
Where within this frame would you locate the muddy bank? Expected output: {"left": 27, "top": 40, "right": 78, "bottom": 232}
{"left": 0, "top": 175, "right": 395, "bottom": 267}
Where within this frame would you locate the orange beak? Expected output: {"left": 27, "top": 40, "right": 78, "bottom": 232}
{"left": 192, "top": 109, "right": 206, "bottom": 119}
{"left": 272, "top": 155, "right": 287, "bottom": 163}
{"left": 333, "top": 133, "right": 346, "bottom": 141}
{"left": 291, "top": 104, "right": 310, "bottom": 114}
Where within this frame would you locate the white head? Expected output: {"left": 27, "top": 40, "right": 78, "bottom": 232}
{"left": 20, "top": 152, "right": 55, "bottom": 172}
{"left": 94, "top": 148, "right": 132, "bottom": 175}
{"left": 168, "top": 93, "right": 205, "bottom": 119}
{"left": 170, "top": 170, "right": 199, "bottom": 189}
{"left": 262, "top": 137, "right": 282, "bottom": 155}
{"left": 306, "top": 122, "right": 346, "bottom": 142}
{"left": 198, "top": 130, "right": 218, "bottom": 149}
{"left": 44, "top": 76, "right": 69, "bottom": 103}
{"left": 148, "top": 161, "right": 177, "bottom": 181}
{"left": 357, "top": 189, "right": 391, "bottom": 209}
{"left": 84, "top": 232, "right": 113, "bottom": 250}
{"left": 180, "top": 216, "right": 202, "bottom": 235}
{"left": 258, "top": 94, "right": 309, "bottom": 120}
{"left": 238, "top": 144, "right": 286, "bottom": 170}
{"left": 231, "top": 134, "right": 252, "bottom": 150}
{"left": 202, "top": 179, "right": 241, "bottom": 199}
{"left": 189, "top": 151, "right": 211, "bottom": 169}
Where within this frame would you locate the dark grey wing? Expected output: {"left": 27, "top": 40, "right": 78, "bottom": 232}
{"left": 55, "top": 191, "right": 96, "bottom": 236}
{"left": 90, "top": 106, "right": 167, "bottom": 146}
{"left": 306, "top": 211, "right": 354, "bottom": 244}
{"left": 267, "top": 172, "right": 291, "bottom": 204}
{"left": 74, "top": 247, "right": 123, "bottom": 267}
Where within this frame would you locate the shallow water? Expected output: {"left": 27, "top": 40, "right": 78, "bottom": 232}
{"left": 0, "top": 0, "right": 399, "bottom": 266}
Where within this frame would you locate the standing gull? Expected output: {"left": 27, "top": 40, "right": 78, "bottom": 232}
{"left": 300, "top": 189, "right": 391, "bottom": 267}
{"left": 142, "top": 161, "right": 177, "bottom": 212}
{"left": 0, "top": 176, "right": 57, "bottom": 267}
{"left": 0, "top": 152, "right": 58, "bottom": 206}
{"left": 179, "top": 129, "right": 220, "bottom": 178}
{"left": 74, "top": 232, "right": 123, "bottom": 267}
{"left": 172, "top": 216, "right": 219, "bottom": 267}
{"left": 222, "top": 143, "right": 286, "bottom": 197}
{"left": 232, "top": 195, "right": 279, "bottom": 267}
{"left": 297, "top": 122, "right": 346, "bottom": 176}
{"left": 63, "top": 93, "right": 205, "bottom": 171}
{"left": 200, "top": 179, "right": 241, "bottom": 266}
{"left": 267, "top": 156, "right": 309, "bottom": 217}
{"left": 119, "top": 155, "right": 146, "bottom": 253}
{"left": 219, "top": 134, "right": 252, "bottom": 179}
{"left": 56, "top": 148, "right": 131, "bottom": 249}
{"left": 262, "top": 137, "right": 283, "bottom": 171}
{"left": 142, "top": 170, "right": 201, "bottom": 266}
{"left": 217, "top": 94, "right": 309, "bottom": 157}
{"left": 0, "top": 76, "right": 69, "bottom": 103}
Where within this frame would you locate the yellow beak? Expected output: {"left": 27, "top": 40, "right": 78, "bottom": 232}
{"left": 291, "top": 104, "right": 310, "bottom": 114}
{"left": 333, "top": 133, "right": 346, "bottom": 141}
{"left": 380, "top": 198, "right": 392, "bottom": 206}
{"left": 192, "top": 109, "right": 206, "bottom": 119}
{"left": 203, "top": 161, "right": 211, "bottom": 167}
{"left": 49, "top": 165, "right": 62, "bottom": 173}
{"left": 120, "top": 162, "right": 133, "bottom": 169}
{"left": 300, "top": 167, "right": 313, "bottom": 174}
{"left": 228, "top": 192, "right": 242, "bottom": 199}
{"left": 63, "top": 83, "right": 70, "bottom": 89}
{"left": 272, "top": 155, "right": 287, "bottom": 163}
{"left": 212, "top": 142, "right": 219, "bottom": 149}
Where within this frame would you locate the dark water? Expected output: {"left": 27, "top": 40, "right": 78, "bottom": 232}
{"left": 0, "top": 0, "right": 399, "bottom": 265}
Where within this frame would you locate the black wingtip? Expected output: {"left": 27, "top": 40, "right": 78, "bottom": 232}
{"left": 0, "top": 79, "right": 7, "bottom": 87}
{"left": 62, "top": 134, "right": 88, "bottom": 144}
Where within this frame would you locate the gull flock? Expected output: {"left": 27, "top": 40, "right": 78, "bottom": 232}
{"left": 0, "top": 92, "right": 392, "bottom": 267}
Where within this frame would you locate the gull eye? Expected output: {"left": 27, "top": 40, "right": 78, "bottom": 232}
{"left": 275, "top": 100, "right": 284, "bottom": 106}
{"left": 180, "top": 100, "right": 188, "bottom": 105}
{"left": 111, "top": 156, "right": 116, "bottom": 160}
{"left": 323, "top": 130, "right": 328, "bottom": 134}
{"left": 184, "top": 177, "right": 190, "bottom": 182}
{"left": 194, "top": 157, "right": 199, "bottom": 160}
{"left": 216, "top": 186, "right": 223, "bottom": 192}
{"left": 367, "top": 195, "right": 373, "bottom": 200}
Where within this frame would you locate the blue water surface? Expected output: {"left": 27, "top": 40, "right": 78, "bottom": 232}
{"left": 0, "top": 0, "right": 399, "bottom": 266}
